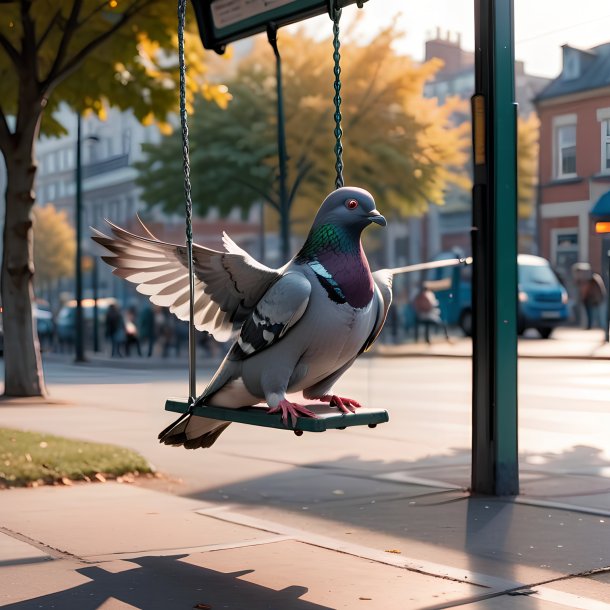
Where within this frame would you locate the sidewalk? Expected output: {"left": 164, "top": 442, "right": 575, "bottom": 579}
{"left": 1, "top": 478, "right": 609, "bottom": 609}
{"left": 376, "top": 327, "right": 610, "bottom": 360}
{"left": 41, "top": 327, "right": 610, "bottom": 372}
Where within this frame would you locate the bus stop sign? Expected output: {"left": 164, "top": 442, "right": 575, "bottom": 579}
{"left": 192, "top": 0, "right": 368, "bottom": 53}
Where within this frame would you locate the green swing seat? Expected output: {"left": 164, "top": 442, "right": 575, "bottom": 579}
{"left": 165, "top": 398, "right": 389, "bottom": 435}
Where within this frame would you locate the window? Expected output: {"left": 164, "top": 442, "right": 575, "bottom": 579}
{"left": 555, "top": 124, "right": 576, "bottom": 178}
{"left": 602, "top": 119, "right": 610, "bottom": 172}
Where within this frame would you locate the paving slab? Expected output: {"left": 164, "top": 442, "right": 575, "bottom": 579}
{"left": 0, "top": 531, "right": 51, "bottom": 567}
{"left": 544, "top": 571, "right": 610, "bottom": 603}
{"left": 0, "top": 484, "right": 489, "bottom": 610}
{"left": 0, "top": 484, "right": 274, "bottom": 558}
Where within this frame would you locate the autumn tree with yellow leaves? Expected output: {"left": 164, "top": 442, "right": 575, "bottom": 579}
{"left": 33, "top": 205, "right": 76, "bottom": 295}
{"left": 0, "top": 1, "right": 223, "bottom": 397}
{"left": 138, "top": 26, "right": 470, "bottom": 245}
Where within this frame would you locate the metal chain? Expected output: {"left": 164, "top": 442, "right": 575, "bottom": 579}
{"left": 177, "top": 0, "right": 197, "bottom": 404}
{"left": 331, "top": 2, "right": 344, "bottom": 189}
{"left": 178, "top": 0, "right": 193, "bottom": 242}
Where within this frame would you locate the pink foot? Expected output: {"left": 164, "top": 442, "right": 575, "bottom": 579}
{"left": 268, "top": 399, "right": 317, "bottom": 427}
{"left": 320, "top": 395, "right": 363, "bottom": 414}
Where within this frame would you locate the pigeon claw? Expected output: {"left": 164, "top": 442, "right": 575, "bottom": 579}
{"left": 320, "top": 395, "right": 362, "bottom": 414}
{"left": 268, "top": 399, "right": 317, "bottom": 428}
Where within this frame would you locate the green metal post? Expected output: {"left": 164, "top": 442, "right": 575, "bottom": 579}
{"left": 74, "top": 113, "right": 86, "bottom": 363}
{"left": 471, "top": 0, "right": 519, "bottom": 495}
{"left": 267, "top": 23, "right": 291, "bottom": 263}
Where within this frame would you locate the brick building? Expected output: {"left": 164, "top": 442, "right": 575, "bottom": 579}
{"left": 535, "top": 42, "right": 610, "bottom": 297}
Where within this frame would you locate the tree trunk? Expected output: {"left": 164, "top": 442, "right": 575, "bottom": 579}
{"left": 1, "top": 138, "right": 47, "bottom": 397}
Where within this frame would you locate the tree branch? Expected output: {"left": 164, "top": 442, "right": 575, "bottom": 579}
{"left": 0, "top": 31, "right": 20, "bottom": 67}
{"left": 42, "top": 0, "right": 153, "bottom": 92}
{"left": 79, "top": 0, "right": 116, "bottom": 28}
{"left": 41, "top": 0, "right": 83, "bottom": 88}
{"left": 20, "top": 0, "right": 37, "bottom": 76}
{"left": 0, "top": 104, "right": 14, "bottom": 153}
{"left": 36, "top": 9, "right": 63, "bottom": 51}
{"left": 233, "top": 176, "right": 279, "bottom": 211}
{"left": 287, "top": 160, "right": 313, "bottom": 208}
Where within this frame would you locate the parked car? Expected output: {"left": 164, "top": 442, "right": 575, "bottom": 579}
{"left": 34, "top": 301, "right": 55, "bottom": 347}
{"left": 429, "top": 253, "right": 569, "bottom": 339}
{"left": 0, "top": 302, "right": 54, "bottom": 355}
{"left": 56, "top": 298, "right": 118, "bottom": 346}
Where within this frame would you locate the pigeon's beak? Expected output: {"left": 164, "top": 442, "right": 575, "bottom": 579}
{"left": 368, "top": 210, "right": 387, "bottom": 227}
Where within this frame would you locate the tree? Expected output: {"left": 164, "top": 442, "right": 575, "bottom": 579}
{"left": 517, "top": 113, "right": 540, "bottom": 221}
{"left": 0, "top": 1, "right": 223, "bottom": 396}
{"left": 137, "top": 25, "right": 470, "bottom": 241}
{"left": 33, "top": 204, "right": 75, "bottom": 294}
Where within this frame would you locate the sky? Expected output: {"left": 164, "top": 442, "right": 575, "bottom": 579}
{"left": 298, "top": 0, "right": 610, "bottom": 78}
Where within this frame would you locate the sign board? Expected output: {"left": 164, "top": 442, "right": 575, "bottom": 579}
{"left": 192, "top": 0, "right": 368, "bottom": 53}
{"left": 595, "top": 221, "right": 610, "bottom": 234}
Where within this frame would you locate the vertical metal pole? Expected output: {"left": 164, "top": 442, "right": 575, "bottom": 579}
{"left": 267, "top": 23, "right": 290, "bottom": 263}
{"left": 471, "top": 0, "right": 519, "bottom": 495}
{"left": 178, "top": 0, "right": 196, "bottom": 403}
{"left": 92, "top": 254, "right": 100, "bottom": 352}
{"left": 74, "top": 113, "right": 85, "bottom": 363}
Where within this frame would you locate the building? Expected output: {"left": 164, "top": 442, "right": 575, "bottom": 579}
{"left": 30, "top": 104, "right": 263, "bottom": 308}
{"left": 417, "top": 31, "right": 550, "bottom": 262}
{"left": 534, "top": 42, "right": 610, "bottom": 297}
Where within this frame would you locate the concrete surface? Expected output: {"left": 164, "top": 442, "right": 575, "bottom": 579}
{"left": 1, "top": 483, "right": 608, "bottom": 609}
{"left": 1, "top": 329, "right": 609, "bottom": 609}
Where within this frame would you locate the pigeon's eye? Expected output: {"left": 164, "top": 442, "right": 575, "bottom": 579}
{"left": 345, "top": 199, "right": 358, "bottom": 210}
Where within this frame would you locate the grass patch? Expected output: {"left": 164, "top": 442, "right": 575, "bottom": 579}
{"left": 0, "top": 428, "right": 153, "bottom": 488}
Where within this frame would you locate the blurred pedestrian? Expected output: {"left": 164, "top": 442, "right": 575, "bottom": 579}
{"left": 124, "top": 305, "right": 142, "bottom": 356}
{"left": 105, "top": 303, "right": 125, "bottom": 357}
{"left": 161, "top": 309, "right": 176, "bottom": 358}
{"left": 138, "top": 304, "right": 155, "bottom": 357}
{"left": 582, "top": 272, "right": 607, "bottom": 329}
{"left": 412, "top": 283, "right": 449, "bottom": 344}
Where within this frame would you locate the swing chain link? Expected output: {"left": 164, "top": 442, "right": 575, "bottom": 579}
{"left": 330, "top": 1, "right": 344, "bottom": 190}
{"left": 178, "top": 0, "right": 193, "bottom": 243}
{"left": 177, "top": 0, "right": 197, "bottom": 404}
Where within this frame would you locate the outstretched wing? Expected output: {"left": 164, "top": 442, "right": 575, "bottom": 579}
{"left": 91, "top": 220, "right": 281, "bottom": 342}
{"left": 227, "top": 272, "right": 312, "bottom": 361}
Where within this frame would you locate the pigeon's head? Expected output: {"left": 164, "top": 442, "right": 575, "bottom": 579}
{"left": 312, "top": 187, "right": 386, "bottom": 232}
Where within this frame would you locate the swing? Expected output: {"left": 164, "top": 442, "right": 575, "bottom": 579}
{"left": 165, "top": 0, "right": 390, "bottom": 434}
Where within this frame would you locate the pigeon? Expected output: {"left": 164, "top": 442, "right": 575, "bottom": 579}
{"left": 92, "top": 186, "right": 466, "bottom": 449}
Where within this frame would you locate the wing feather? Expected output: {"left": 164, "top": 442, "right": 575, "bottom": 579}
{"left": 91, "top": 220, "right": 280, "bottom": 340}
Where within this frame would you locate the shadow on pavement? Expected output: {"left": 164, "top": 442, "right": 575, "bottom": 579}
{"left": 186, "top": 448, "right": 610, "bottom": 581}
{"left": 2, "top": 554, "right": 330, "bottom": 610}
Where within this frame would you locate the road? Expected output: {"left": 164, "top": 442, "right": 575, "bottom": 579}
{"left": 1, "top": 354, "right": 608, "bottom": 490}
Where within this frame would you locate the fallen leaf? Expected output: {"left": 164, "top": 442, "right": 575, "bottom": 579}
{"left": 359, "top": 597, "right": 372, "bottom": 601}
{"left": 25, "top": 453, "right": 32, "bottom": 462}
{"left": 94, "top": 473, "right": 106, "bottom": 483}
{"left": 61, "top": 477, "right": 73, "bottom": 486}
{"left": 385, "top": 549, "right": 401, "bottom": 554}
{"left": 193, "top": 604, "right": 212, "bottom": 609}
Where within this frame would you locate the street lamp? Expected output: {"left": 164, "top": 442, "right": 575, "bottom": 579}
{"left": 74, "top": 113, "right": 100, "bottom": 362}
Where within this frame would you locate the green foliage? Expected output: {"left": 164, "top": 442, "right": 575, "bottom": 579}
{"left": 0, "top": 1, "right": 224, "bottom": 138}
{"left": 137, "top": 72, "right": 276, "bottom": 217}
{"left": 136, "top": 25, "right": 471, "bottom": 234}
{"left": 0, "top": 428, "right": 152, "bottom": 487}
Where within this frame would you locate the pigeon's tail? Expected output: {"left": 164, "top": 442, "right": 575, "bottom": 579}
{"left": 158, "top": 412, "right": 231, "bottom": 449}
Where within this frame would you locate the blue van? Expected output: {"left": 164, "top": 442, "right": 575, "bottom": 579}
{"left": 429, "top": 253, "right": 569, "bottom": 339}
